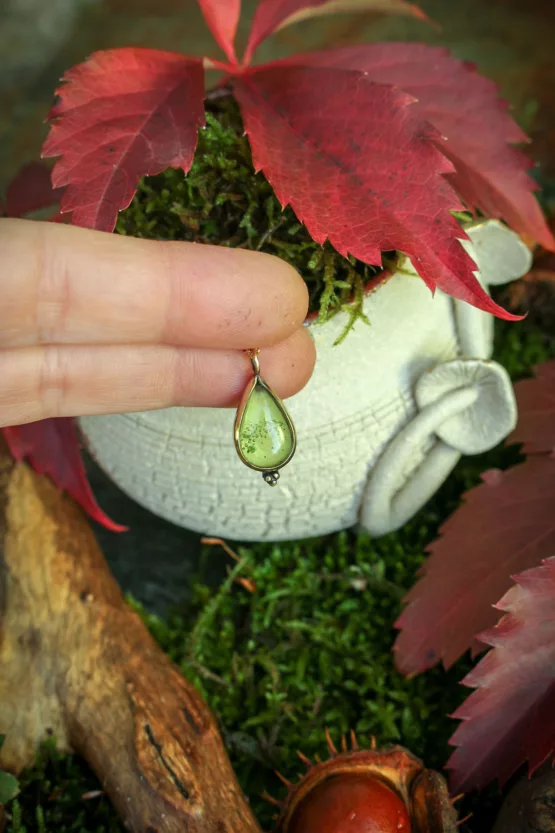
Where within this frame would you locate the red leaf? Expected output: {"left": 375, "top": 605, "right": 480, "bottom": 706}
{"left": 509, "top": 360, "right": 555, "bottom": 454}
{"left": 242, "top": 0, "right": 427, "bottom": 64}
{"left": 2, "top": 420, "right": 126, "bottom": 533}
{"left": 393, "top": 456, "right": 555, "bottom": 675}
{"left": 245, "top": 0, "right": 318, "bottom": 63}
{"left": 273, "top": 43, "right": 554, "bottom": 250}
{"left": 233, "top": 64, "right": 517, "bottom": 318}
{"left": 6, "top": 161, "right": 63, "bottom": 218}
{"left": 198, "top": 0, "right": 240, "bottom": 63}
{"left": 42, "top": 48, "right": 205, "bottom": 232}
{"left": 448, "top": 557, "right": 555, "bottom": 793}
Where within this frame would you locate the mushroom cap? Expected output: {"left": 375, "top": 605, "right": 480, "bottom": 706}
{"left": 415, "top": 359, "right": 517, "bottom": 455}
{"left": 461, "top": 220, "right": 533, "bottom": 286}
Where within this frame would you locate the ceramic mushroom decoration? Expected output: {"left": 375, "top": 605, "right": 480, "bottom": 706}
{"left": 80, "top": 220, "right": 531, "bottom": 541}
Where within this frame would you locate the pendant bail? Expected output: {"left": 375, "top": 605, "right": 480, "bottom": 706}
{"left": 246, "top": 348, "right": 261, "bottom": 376}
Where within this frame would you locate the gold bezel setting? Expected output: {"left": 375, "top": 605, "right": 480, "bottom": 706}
{"left": 234, "top": 350, "right": 297, "bottom": 484}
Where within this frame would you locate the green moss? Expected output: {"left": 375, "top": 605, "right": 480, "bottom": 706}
{"left": 0, "top": 736, "right": 20, "bottom": 807}
{"left": 150, "top": 536, "right": 473, "bottom": 827}
{"left": 4, "top": 323, "right": 554, "bottom": 832}
{"left": 5, "top": 740, "right": 122, "bottom": 833}
{"left": 115, "top": 97, "right": 389, "bottom": 343}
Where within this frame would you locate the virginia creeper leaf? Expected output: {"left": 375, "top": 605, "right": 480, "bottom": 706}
{"left": 394, "top": 457, "right": 555, "bottom": 675}
{"left": 274, "top": 43, "right": 554, "bottom": 250}
{"left": 233, "top": 64, "right": 517, "bottom": 318}
{"left": 5, "top": 161, "right": 63, "bottom": 218}
{"left": 448, "top": 557, "right": 555, "bottom": 793}
{"left": 395, "top": 360, "right": 555, "bottom": 675}
{"left": 509, "top": 360, "right": 555, "bottom": 454}
{"left": 243, "top": 0, "right": 427, "bottom": 64}
{"left": 42, "top": 48, "right": 205, "bottom": 232}
{"left": 198, "top": 0, "right": 241, "bottom": 63}
{"left": 2, "top": 420, "right": 126, "bottom": 532}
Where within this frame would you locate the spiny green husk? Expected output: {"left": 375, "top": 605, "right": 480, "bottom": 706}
{"left": 4, "top": 321, "right": 554, "bottom": 833}
{"left": 115, "top": 97, "right": 390, "bottom": 343}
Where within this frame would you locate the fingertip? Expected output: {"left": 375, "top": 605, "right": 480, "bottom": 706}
{"left": 262, "top": 251, "right": 310, "bottom": 335}
{"left": 258, "top": 325, "right": 316, "bottom": 400}
{"left": 225, "top": 246, "right": 311, "bottom": 345}
{"left": 172, "top": 326, "right": 316, "bottom": 409}
{"left": 232, "top": 248, "right": 310, "bottom": 347}
{"left": 163, "top": 242, "right": 310, "bottom": 348}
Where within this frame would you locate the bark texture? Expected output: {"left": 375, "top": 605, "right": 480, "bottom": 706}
{"left": 0, "top": 440, "right": 261, "bottom": 833}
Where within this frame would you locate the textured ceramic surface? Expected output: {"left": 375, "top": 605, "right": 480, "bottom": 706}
{"left": 80, "top": 221, "right": 532, "bottom": 541}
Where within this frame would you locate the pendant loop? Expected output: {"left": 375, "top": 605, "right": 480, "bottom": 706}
{"left": 245, "top": 348, "right": 261, "bottom": 376}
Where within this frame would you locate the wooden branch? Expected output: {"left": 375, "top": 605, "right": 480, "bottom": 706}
{"left": 0, "top": 441, "right": 261, "bottom": 833}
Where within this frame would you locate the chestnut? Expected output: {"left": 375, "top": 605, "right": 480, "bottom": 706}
{"left": 271, "top": 732, "right": 458, "bottom": 833}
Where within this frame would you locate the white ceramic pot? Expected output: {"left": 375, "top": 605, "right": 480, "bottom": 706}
{"left": 80, "top": 221, "right": 531, "bottom": 541}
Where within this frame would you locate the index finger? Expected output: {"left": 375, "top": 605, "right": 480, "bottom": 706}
{"left": 0, "top": 219, "right": 309, "bottom": 349}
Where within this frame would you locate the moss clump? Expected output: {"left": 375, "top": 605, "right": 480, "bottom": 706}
{"left": 0, "top": 737, "right": 20, "bottom": 808}
{"left": 5, "top": 319, "right": 555, "bottom": 833}
{"left": 146, "top": 534, "right": 475, "bottom": 828}
{"left": 5, "top": 739, "right": 122, "bottom": 833}
{"left": 115, "top": 97, "right": 390, "bottom": 343}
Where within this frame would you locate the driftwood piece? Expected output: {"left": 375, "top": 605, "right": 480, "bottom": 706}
{"left": 0, "top": 440, "right": 261, "bottom": 833}
{"left": 492, "top": 767, "right": 555, "bottom": 833}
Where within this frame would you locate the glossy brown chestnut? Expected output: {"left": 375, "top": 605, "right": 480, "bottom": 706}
{"left": 287, "top": 774, "right": 411, "bottom": 833}
{"left": 273, "top": 733, "right": 458, "bottom": 833}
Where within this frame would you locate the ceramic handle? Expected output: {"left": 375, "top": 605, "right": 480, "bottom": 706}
{"left": 360, "top": 387, "right": 478, "bottom": 536}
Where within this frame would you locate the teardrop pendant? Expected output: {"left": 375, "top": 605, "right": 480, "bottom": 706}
{"left": 234, "top": 349, "right": 297, "bottom": 486}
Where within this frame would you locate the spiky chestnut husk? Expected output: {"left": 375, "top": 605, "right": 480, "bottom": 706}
{"left": 272, "top": 732, "right": 458, "bottom": 833}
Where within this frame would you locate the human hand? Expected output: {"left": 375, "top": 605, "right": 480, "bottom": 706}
{"left": 0, "top": 219, "right": 315, "bottom": 428}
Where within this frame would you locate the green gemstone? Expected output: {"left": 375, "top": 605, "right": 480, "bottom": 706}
{"left": 238, "top": 380, "right": 295, "bottom": 470}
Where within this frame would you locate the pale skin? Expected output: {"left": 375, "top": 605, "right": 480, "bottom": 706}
{"left": 0, "top": 219, "right": 316, "bottom": 429}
